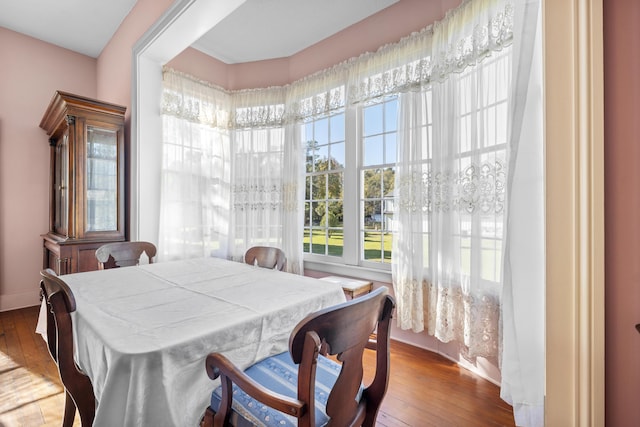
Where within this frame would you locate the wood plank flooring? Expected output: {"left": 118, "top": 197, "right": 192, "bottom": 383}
{"left": 1, "top": 305, "right": 515, "bottom": 427}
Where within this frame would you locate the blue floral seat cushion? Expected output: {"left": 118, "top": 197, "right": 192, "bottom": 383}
{"left": 210, "top": 351, "right": 357, "bottom": 427}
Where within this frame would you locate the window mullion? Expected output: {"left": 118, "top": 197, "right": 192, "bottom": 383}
{"left": 342, "top": 106, "right": 359, "bottom": 265}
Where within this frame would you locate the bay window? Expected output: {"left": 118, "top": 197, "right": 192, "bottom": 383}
{"left": 160, "top": 0, "right": 544, "bottom": 421}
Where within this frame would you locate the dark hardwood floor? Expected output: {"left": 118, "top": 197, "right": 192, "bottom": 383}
{"left": 0, "top": 305, "right": 515, "bottom": 427}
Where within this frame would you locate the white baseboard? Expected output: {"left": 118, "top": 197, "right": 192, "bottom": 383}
{"left": 0, "top": 290, "right": 41, "bottom": 312}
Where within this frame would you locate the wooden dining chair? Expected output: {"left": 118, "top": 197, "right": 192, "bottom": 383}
{"left": 40, "top": 269, "right": 96, "bottom": 427}
{"left": 244, "top": 246, "right": 287, "bottom": 271}
{"left": 95, "top": 241, "right": 157, "bottom": 269}
{"left": 202, "top": 286, "right": 395, "bottom": 427}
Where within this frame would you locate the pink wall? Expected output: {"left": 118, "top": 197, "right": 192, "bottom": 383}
{"left": 96, "top": 0, "right": 175, "bottom": 114}
{"left": 0, "top": 27, "right": 96, "bottom": 310}
{"left": 228, "top": 58, "right": 292, "bottom": 90}
{"left": 166, "top": 48, "right": 229, "bottom": 89}
{"left": 604, "top": 1, "right": 640, "bottom": 426}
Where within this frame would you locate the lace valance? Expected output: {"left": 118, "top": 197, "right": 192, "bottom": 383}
{"left": 162, "top": 0, "right": 514, "bottom": 124}
{"left": 161, "top": 69, "right": 231, "bottom": 127}
{"left": 348, "top": 0, "right": 513, "bottom": 104}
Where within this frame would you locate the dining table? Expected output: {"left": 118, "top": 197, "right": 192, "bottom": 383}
{"left": 36, "top": 256, "right": 346, "bottom": 427}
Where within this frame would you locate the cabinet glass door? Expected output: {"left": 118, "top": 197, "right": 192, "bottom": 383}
{"left": 54, "top": 133, "right": 69, "bottom": 235}
{"left": 86, "top": 126, "right": 118, "bottom": 232}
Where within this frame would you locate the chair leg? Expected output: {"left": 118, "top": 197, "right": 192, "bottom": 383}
{"left": 76, "top": 397, "right": 96, "bottom": 426}
{"left": 202, "top": 407, "right": 215, "bottom": 427}
{"left": 62, "top": 390, "right": 76, "bottom": 427}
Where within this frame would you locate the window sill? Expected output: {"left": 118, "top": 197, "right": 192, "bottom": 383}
{"left": 303, "top": 260, "right": 392, "bottom": 284}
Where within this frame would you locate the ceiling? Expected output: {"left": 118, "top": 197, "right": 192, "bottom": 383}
{"left": 0, "top": 0, "right": 138, "bottom": 58}
{"left": 192, "top": 0, "right": 398, "bottom": 64}
{"left": 0, "top": 0, "right": 398, "bottom": 62}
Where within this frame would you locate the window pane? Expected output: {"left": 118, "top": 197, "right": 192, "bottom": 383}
{"left": 330, "top": 113, "right": 345, "bottom": 142}
{"left": 363, "top": 169, "right": 382, "bottom": 198}
{"left": 305, "top": 176, "right": 311, "bottom": 200}
{"left": 304, "top": 121, "right": 313, "bottom": 140}
{"left": 382, "top": 232, "right": 393, "bottom": 263}
{"left": 385, "top": 99, "right": 397, "bottom": 132}
{"left": 330, "top": 142, "right": 345, "bottom": 168}
{"left": 315, "top": 144, "right": 328, "bottom": 169}
{"left": 328, "top": 201, "right": 343, "bottom": 227}
{"left": 305, "top": 140, "right": 315, "bottom": 172}
{"left": 364, "top": 103, "right": 383, "bottom": 135}
{"left": 315, "top": 117, "right": 329, "bottom": 144}
{"left": 303, "top": 228, "right": 311, "bottom": 253}
{"left": 329, "top": 232, "right": 343, "bottom": 257}
{"left": 310, "top": 201, "right": 321, "bottom": 225}
{"left": 311, "top": 228, "right": 326, "bottom": 254}
{"left": 382, "top": 198, "right": 395, "bottom": 231}
{"left": 385, "top": 133, "right": 396, "bottom": 164}
{"left": 312, "top": 175, "right": 325, "bottom": 200}
{"left": 363, "top": 229, "right": 383, "bottom": 261}
{"left": 304, "top": 202, "right": 311, "bottom": 226}
{"left": 364, "top": 135, "right": 383, "bottom": 166}
{"left": 364, "top": 200, "right": 381, "bottom": 230}
{"left": 382, "top": 167, "right": 395, "bottom": 195}
{"left": 327, "top": 172, "right": 343, "bottom": 200}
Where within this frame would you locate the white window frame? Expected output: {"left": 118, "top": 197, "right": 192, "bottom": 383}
{"left": 303, "top": 100, "right": 396, "bottom": 282}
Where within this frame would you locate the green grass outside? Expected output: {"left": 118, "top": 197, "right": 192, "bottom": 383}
{"left": 303, "top": 230, "right": 502, "bottom": 281}
{"left": 303, "top": 229, "right": 392, "bottom": 262}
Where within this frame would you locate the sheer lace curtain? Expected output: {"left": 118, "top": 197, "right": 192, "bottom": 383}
{"left": 160, "top": 73, "right": 306, "bottom": 271}
{"left": 387, "top": 0, "right": 543, "bottom": 425}
{"left": 160, "top": 70, "right": 232, "bottom": 260}
{"left": 393, "top": 52, "right": 508, "bottom": 359}
{"left": 499, "top": 0, "right": 543, "bottom": 425}
{"left": 228, "top": 88, "right": 293, "bottom": 269}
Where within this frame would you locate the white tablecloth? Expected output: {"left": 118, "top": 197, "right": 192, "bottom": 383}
{"left": 39, "top": 257, "right": 345, "bottom": 427}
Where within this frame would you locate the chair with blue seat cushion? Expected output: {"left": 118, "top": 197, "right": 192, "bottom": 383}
{"left": 209, "top": 352, "right": 351, "bottom": 427}
{"left": 203, "top": 286, "right": 395, "bottom": 427}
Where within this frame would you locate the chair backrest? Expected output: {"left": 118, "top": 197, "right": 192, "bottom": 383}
{"left": 244, "top": 246, "right": 287, "bottom": 271}
{"left": 95, "top": 241, "right": 157, "bottom": 269}
{"left": 40, "top": 269, "right": 95, "bottom": 426}
{"left": 288, "top": 286, "right": 395, "bottom": 427}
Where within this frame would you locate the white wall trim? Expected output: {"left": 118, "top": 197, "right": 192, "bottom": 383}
{"left": 543, "top": 0, "right": 604, "bottom": 425}
{"left": 0, "top": 291, "right": 40, "bottom": 312}
{"left": 130, "top": 0, "right": 246, "bottom": 244}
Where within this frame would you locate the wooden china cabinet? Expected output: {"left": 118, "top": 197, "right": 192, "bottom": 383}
{"left": 40, "top": 91, "right": 127, "bottom": 275}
